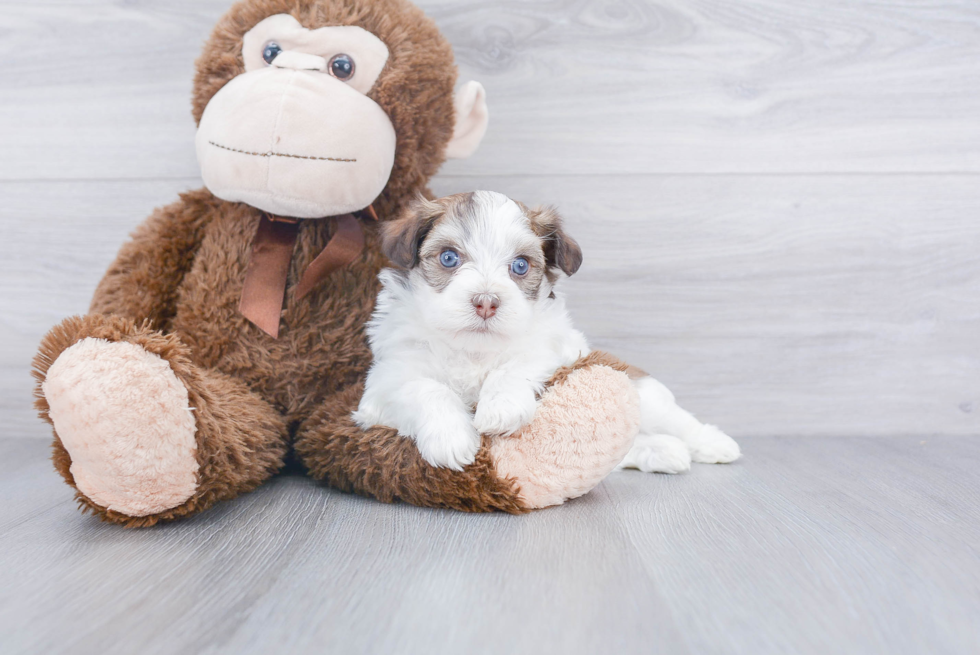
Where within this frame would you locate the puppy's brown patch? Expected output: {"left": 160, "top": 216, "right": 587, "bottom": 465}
{"left": 510, "top": 249, "right": 547, "bottom": 301}
{"left": 415, "top": 193, "right": 478, "bottom": 292}
{"left": 381, "top": 193, "right": 475, "bottom": 272}
{"left": 519, "top": 203, "right": 584, "bottom": 279}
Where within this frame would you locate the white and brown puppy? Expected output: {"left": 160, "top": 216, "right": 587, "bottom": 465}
{"left": 353, "top": 191, "right": 741, "bottom": 471}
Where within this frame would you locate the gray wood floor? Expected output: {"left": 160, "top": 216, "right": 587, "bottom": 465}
{"left": 2, "top": 436, "right": 979, "bottom": 655}
{"left": 1, "top": 1, "right": 979, "bottom": 654}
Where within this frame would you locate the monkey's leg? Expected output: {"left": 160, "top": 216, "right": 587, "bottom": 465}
{"left": 294, "top": 352, "right": 639, "bottom": 512}
{"left": 33, "top": 315, "right": 288, "bottom": 527}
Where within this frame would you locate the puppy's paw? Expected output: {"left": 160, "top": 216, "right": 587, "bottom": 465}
{"left": 414, "top": 412, "right": 481, "bottom": 471}
{"left": 617, "top": 433, "right": 692, "bottom": 474}
{"left": 687, "top": 424, "right": 741, "bottom": 464}
{"left": 473, "top": 386, "right": 537, "bottom": 436}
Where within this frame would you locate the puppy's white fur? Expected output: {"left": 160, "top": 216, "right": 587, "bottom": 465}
{"left": 353, "top": 191, "right": 740, "bottom": 471}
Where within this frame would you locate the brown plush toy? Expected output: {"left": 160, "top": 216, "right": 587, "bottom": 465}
{"left": 31, "top": 0, "right": 640, "bottom": 527}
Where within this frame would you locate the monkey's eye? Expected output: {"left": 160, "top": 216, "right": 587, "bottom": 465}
{"left": 440, "top": 250, "right": 460, "bottom": 268}
{"left": 511, "top": 257, "right": 530, "bottom": 276}
{"left": 262, "top": 42, "right": 282, "bottom": 65}
{"left": 328, "top": 54, "right": 355, "bottom": 80}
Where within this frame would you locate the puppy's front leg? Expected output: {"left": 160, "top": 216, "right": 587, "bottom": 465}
{"left": 397, "top": 379, "right": 480, "bottom": 471}
{"left": 474, "top": 368, "right": 540, "bottom": 436}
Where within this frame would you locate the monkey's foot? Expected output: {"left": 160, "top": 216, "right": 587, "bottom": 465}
{"left": 42, "top": 338, "right": 199, "bottom": 517}
{"left": 490, "top": 364, "right": 639, "bottom": 509}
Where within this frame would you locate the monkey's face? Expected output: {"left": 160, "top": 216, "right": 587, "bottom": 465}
{"left": 193, "top": 5, "right": 487, "bottom": 218}
{"left": 195, "top": 15, "right": 394, "bottom": 218}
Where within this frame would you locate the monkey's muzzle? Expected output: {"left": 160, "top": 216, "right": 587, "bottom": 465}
{"left": 195, "top": 67, "right": 396, "bottom": 219}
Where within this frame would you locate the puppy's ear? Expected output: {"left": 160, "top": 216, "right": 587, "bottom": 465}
{"left": 525, "top": 205, "right": 583, "bottom": 277}
{"left": 381, "top": 196, "right": 443, "bottom": 268}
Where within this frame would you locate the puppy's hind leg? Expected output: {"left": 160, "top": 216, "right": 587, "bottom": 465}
{"left": 634, "top": 377, "right": 741, "bottom": 464}
{"left": 618, "top": 433, "right": 691, "bottom": 474}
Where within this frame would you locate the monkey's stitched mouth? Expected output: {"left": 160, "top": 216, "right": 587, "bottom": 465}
{"left": 208, "top": 141, "right": 356, "bottom": 163}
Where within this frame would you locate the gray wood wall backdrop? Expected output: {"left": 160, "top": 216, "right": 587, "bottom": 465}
{"left": 1, "top": 0, "right": 978, "bottom": 440}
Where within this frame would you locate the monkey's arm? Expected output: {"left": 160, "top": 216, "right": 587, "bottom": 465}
{"left": 89, "top": 189, "right": 217, "bottom": 328}
{"left": 296, "top": 351, "right": 639, "bottom": 513}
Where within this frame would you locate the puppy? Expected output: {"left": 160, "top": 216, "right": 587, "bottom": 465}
{"left": 353, "top": 191, "right": 740, "bottom": 472}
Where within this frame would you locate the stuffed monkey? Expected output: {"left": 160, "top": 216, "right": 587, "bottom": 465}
{"left": 32, "top": 0, "right": 640, "bottom": 527}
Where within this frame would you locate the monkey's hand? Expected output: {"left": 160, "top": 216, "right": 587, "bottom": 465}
{"left": 490, "top": 354, "right": 640, "bottom": 508}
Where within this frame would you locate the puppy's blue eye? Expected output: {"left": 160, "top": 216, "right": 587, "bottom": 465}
{"left": 263, "top": 42, "right": 282, "bottom": 65}
{"left": 511, "top": 257, "right": 529, "bottom": 276}
{"left": 440, "top": 250, "right": 460, "bottom": 268}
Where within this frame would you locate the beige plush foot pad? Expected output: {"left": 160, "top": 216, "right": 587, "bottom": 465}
{"left": 491, "top": 365, "right": 640, "bottom": 509}
{"left": 42, "top": 338, "right": 199, "bottom": 517}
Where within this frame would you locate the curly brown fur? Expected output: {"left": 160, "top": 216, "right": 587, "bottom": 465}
{"left": 295, "top": 384, "right": 527, "bottom": 514}
{"left": 166, "top": 198, "right": 388, "bottom": 424}
{"left": 88, "top": 189, "right": 222, "bottom": 329}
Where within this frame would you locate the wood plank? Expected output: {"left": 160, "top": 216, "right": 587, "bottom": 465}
{"left": 1, "top": 0, "right": 979, "bottom": 180}
{"left": 1, "top": 436, "right": 978, "bottom": 654}
{"left": 0, "top": 439, "right": 71, "bottom": 534}
{"left": 0, "top": 1, "right": 223, "bottom": 181}
{"left": 431, "top": 0, "right": 980, "bottom": 176}
{"left": 3, "top": 175, "right": 978, "bottom": 439}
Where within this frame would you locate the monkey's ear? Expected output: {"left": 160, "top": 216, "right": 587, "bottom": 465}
{"left": 527, "top": 206, "right": 584, "bottom": 277}
{"left": 381, "top": 197, "right": 443, "bottom": 268}
{"left": 445, "top": 81, "right": 489, "bottom": 159}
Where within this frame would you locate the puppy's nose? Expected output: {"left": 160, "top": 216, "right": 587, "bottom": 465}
{"left": 472, "top": 293, "right": 500, "bottom": 320}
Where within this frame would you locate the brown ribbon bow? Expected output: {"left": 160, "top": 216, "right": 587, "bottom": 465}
{"left": 239, "top": 207, "right": 376, "bottom": 338}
